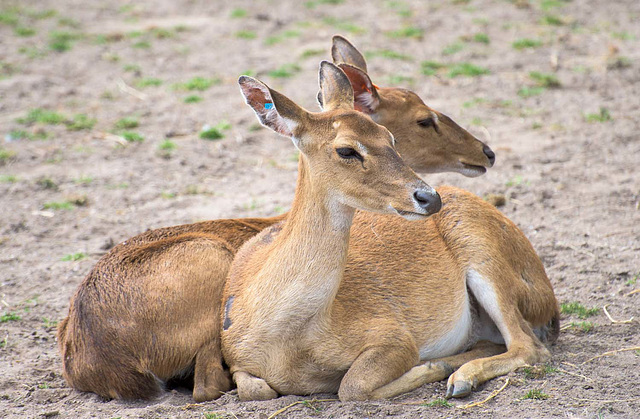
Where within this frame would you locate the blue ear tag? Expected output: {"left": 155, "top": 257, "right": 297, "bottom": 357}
{"left": 264, "top": 103, "right": 274, "bottom": 110}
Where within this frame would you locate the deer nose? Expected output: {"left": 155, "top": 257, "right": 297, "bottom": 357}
{"left": 413, "top": 189, "right": 442, "bottom": 214}
{"left": 483, "top": 144, "right": 496, "bottom": 166}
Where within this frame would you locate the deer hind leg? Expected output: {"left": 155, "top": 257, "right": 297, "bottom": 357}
{"left": 192, "top": 339, "right": 232, "bottom": 402}
{"left": 233, "top": 371, "right": 278, "bottom": 401}
{"left": 370, "top": 341, "right": 505, "bottom": 400}
{"left": 445, "top": 270, "right": 551, "bottom": 398}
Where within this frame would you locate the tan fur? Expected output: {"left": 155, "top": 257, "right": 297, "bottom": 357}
{"left": 58, "top": 48, "right": 556, "bottom": 402}
{"left": 221, "top": 64, "right": 558, "bottom": 402}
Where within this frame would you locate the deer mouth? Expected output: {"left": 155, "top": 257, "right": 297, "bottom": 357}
{"left": 393, "top": 208, "right": 431, "bottom": 220}
{"left": 458, "top": 162, "right": 487, "bottom": 177}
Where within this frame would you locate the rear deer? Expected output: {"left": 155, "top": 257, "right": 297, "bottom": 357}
{"left": 221, "top": 63, "right": 558, "bottom": 401}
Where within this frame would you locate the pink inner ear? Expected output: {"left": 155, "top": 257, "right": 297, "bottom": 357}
{"left": 244, "top": 86, "right": 271, "bottom": 108}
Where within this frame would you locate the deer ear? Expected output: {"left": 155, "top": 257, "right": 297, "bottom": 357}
{"left": 331, "top": 35, "right": 368, "bottom": 73}
{"left": 337, "top": 63, "right": 380, "bottom": 114}
{"left": 318, "top": 61, "right": 354, "bottom": 112}
{"left": 238, "top": 76, "right": 308, "bottom": 140}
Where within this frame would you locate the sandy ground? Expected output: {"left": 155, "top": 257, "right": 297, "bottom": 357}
{"left": 1, "top": 0, "right": 639, "bottom": 418}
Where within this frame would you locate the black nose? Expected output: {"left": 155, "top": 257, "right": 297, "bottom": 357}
{"left": 413, "top": 190, "right": 442, "bottom": 214}
{"left": 483, "top": 145, "right": 495, "bottom": 166}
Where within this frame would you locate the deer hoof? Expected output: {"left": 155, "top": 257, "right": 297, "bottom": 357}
{"left": 445, "top": 379, "right": 472, "bottom": 399}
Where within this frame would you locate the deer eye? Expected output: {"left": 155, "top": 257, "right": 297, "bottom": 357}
{"left": 336, "top": 147, "right": 363, "bottom": 162}
{"left": 417, "top": 118, "right": 435, "bottom": 128}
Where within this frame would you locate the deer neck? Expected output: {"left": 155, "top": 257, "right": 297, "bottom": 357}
{"left": 250, "top": 155, "right": 355, "bottom": 328}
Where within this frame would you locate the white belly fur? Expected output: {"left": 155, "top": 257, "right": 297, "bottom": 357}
{"left": 418, "top": 287, "right": 472, "bottom": 360}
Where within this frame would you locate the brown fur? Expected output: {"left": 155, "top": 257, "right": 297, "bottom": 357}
{"left": 58, "top": 49, "right": 555, "bottom": 402}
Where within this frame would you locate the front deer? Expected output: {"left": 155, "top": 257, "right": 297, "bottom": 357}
{"left": 222, "top": 63, "right": 558, "bottom": 401}
{"left": 222, "top": 61, "right": 442, "bottom": 401}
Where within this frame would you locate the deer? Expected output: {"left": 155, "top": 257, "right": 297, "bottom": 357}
{"left": 221, "top": 62, "right": 559, "bottom": 401}
{"left": 57, "top": 39, "right": 499, "bottom": 402}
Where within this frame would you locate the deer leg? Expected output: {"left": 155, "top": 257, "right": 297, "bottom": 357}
{"left": 233, "top": 371, "right": 278, "bottom": 401}
{"left": 445, "top": 271, "right": 552, "bottom": 398}
{"left": 192, "top": 339, "right": 232, "bottom": 402}
{"left": 338, "top": 334, "right": 419, "bottom": 401}
{"left": 370, "top": 341, "right": 505, "bottom": 400}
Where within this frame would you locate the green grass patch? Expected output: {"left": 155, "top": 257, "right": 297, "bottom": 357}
{"left": 184, "top": 95, "right": 203, "bottom": 103}
{"left": 365, "top": 49, "right": 412, "bottom": 61}
{"left": 422, "top": 398, "right": 453, "bottom": 408}
{"left": 15, "top": 26, "right": 36, "bottom": 37}
{"left": 560, "top": 302, "right": 599, "bottom": 319}
{"left": 18, "top": 108, "right": 66, "bottom": 125}
{"left": 612, "top": 31, "right": 634, "bottom": 41}
{"left": 37, "top": 177, "right": 58, "bottom": 190}
{"left": 135, "top": 78, "right": 162, "bottom": 88}
{"left": 387, "top": 74, "right": 413, "bottom": 85}
{"left": 121, "top": 131, "right": 144, "bottom": 142}
{"left": 58, "top": 17, "right": 81, "bottom": 28}
{"left": 74, "top": 176, "right": 93, "bottom": 185}
{"left": 523, "top": 389, "right": 549, "bottom": 400}
{"left": 518, "top": 86, "right": 545, "bottom": 98}
{"left": 114, "top": 117, "right": 139, "bottom": 129}
{"left": 1, "top": 312, "right": 21, "bottom": 323}
{"left": 421, "top": 60, "right": 446, "bottom": 76}
{"left": 235, "top": 30, "right": 256, "bottom": 39}
{"left": 584, "top": 107, "right": 612, "bottom": 123}
{"left": 529, "top": 71, "right": 560, "bottom": 88}
{"left": 322, "top": 17, "right": 366, "bottom": 34}
{"left": 512, "top": 38, "right": 543, "bottom": 50}
{"left": 540, "top": 0, "right": 566, "bottom": 11}
{"left": 443, "top": 42, "right": 464, "bottom": 55}
{"left": 29, "top": 9, "right": 57, "bottom": 20}
{"left": 521, "top": 364, "right": 558, "bottom": 379}
{"left": 200, "top": 121, "right": 231, "bottom": 140}
{"left": 265, "top": 29, "right": 301, "bottom": 46}
{"left": 158, "top": 139, "right": 176, "bottom": 151}
{"left": 49, "top": 31, "right": 80, "bottom": 52}
{"left": 66, "top": 114, "right": 96, "bottom": 131}
{"left": 268, "top": 63, "right": 301, "bottom": 78}
{"left": 386, "top": 26, "right": 423, "bottom": 39}
{"left": 541, "top": 14, "right": 565, "bottom": 25}
{"left": 230, "top": 8, "right": 247, "bottom": 18}
{"left": 463, "top": 97, "right": 486, "bottom": 108}
{"left": 568, "top": 321, "right": 594, "bottom": 333}
{"left": 123, "top": 63, "right": 141, "bottom": 72}
{"left": 473, "top": 33, "right": 490, "bottom": 44}
{"left": 43, "top": 201, "right": 74, "bottom": 210}
{"left": 505, "top": 174, "right": 526, "bottom": 187}
{"left": 174, "top": 76, "right": 221, "bottom": 91}
{"left": 132, "top": 40, "right": 151, "bottom": 49}
{"left": 626, "top": 273, "right": 638, "bottom": 286}
{"left": 0, "top": 174, "right": 17, "bottom": 183}
{"left": 61, "top": 252, "right": 87, "bottom": 261}
{"left": 0, "top": 10, "right": 19, "bottom": 26}
{"left": 149, "top": 27, "right": 174, "bottom": 39}
{"left": 448, "top": 62, "right": 490, "bottom": 78}
{"left": 306, "top": 0, "right": 345, "bottom": 8}
{"left": 0, "top": 148, "right": 16, "bottom": 164}
{"left": 300, "top": 48, "right": 324, "bottom": 59}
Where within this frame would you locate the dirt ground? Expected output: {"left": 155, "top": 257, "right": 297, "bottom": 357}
{"left": 1, "top": 0, "right": 639, "bottom": 418}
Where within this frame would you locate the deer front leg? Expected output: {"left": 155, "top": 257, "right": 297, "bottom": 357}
{"left": 338, "top": 337, "right": 419, "bottom": 401}
{"left": 233, "top": 371, "right": 278, "bottom": 401}
{"left": 192, "top": 340, "right": 232, "bottom": 402}
{"left": 371, "top": 340, "right": 505, "bottom": 399}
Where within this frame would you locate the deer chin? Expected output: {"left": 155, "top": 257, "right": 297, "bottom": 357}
{"left": 457, "top": 162, "right": 488, "bottom": 178}
{"left": 390, "top": 207, "right": 431, "bottom": 221}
